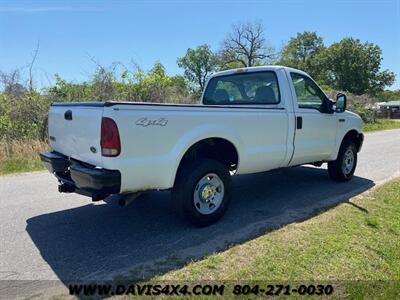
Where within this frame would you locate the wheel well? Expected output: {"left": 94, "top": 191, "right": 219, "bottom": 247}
{"left": 176, "top": 138, "right": 239, "bottom": 178}
{"left": 342, "top": 130, "right": 364, "bottom": 152}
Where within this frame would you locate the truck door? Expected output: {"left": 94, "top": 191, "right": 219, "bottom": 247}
{"left": 288, "top": 72, "right": 338, "bottom": 166}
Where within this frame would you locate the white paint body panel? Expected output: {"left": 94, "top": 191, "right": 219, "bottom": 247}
{"left": 48, "top": 106, "right": 103, "bottom": 166}
{"left": 47, "top": 66, "right": 363, "bottom": 194}
{"left": 103, "top": 106, "right": 290, "bottom": 192}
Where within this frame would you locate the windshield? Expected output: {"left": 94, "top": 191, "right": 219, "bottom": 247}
{"left": 203, "top": 71, "right": 280, "bottom": 105}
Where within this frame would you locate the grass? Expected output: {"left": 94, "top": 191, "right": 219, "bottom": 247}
{"left": 151, "top": 179, "right": 400, "bottom": 298}
{"left": 0, "top": 158, "right": 44, "bottom": 175}
{"left": 0, "top": 140, "right": 47, "bottom": 175}
{"left": 363, "top": 119, "right": 400, "bottom": 132}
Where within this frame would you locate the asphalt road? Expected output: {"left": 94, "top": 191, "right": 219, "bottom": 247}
{"left": 0, "top": 129, "right": 399, "bottom": 297}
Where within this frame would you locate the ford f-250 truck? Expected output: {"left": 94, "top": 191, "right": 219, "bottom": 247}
{"left": 40, "top": 66, "right": 364, "bottom": 226}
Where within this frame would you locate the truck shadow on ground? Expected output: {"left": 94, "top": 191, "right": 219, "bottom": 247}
{"left": 26, "top": 166, "right": 374, "bottom": 285}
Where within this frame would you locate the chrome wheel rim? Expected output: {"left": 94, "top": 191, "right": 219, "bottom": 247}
{"left": 193, "top": 173, "right": 224, "bottom": 215}
{"left": 342, "top": 148, "right": 355, "bottom": 175}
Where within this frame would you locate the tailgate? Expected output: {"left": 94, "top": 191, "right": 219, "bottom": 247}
{"left": 48, "top": 103, "right": 104, "bottom": 166}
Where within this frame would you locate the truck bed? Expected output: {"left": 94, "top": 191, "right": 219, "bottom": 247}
{"left": 49, "top": 100, "right": 290, "bottom": 193}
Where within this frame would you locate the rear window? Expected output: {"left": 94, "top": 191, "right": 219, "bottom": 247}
{"left": 203, "top": 71, "right": 280, "bottom": 105}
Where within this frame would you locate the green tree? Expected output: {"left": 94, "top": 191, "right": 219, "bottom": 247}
{"left": 142, "top": 62, "right": 173, "bottom": 101}
{"left": 322, "top": 38, "right": 395, "bottom": 95}
{"left": 177, "top": 44, "right": 217, "bottom": 91}
{"left": 279, "top": 31, "right": 325, "bottom": 80}
{"left": 48, "top": 74, "right": 92, "bottom": 101}
{"left": 378, "top": 89, "right": 400, "bottom": 102}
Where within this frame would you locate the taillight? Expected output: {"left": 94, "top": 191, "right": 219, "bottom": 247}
{"left": 101, "top": 117, "right": 121, "bottom": 157}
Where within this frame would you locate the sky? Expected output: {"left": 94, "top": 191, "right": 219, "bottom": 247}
{"left": 0, "top": 0, "right": 399, "bottom": 89}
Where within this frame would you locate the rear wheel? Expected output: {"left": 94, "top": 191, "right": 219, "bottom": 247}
{"left": 328, "top": 139, "right": 357, "bottom": 181}
{"left": 173, "top": 159, "right": 232, "bottom": 226}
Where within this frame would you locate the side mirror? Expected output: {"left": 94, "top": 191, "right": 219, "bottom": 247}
{"left": 335, "top": 93, "right": 347, "bottom": 113}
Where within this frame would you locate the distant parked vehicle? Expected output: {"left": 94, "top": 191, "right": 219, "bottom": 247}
{"left": 40, "top": 66, "right": 364, "bottom": 226}
{"left": 377, "top": 101, "right": 400, "bottom": 119}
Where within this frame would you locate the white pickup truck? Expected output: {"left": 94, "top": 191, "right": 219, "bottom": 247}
{"left": 40, "top": 66, "right": 363, "bottom": 226}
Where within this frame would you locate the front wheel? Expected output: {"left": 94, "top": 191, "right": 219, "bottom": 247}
{"left": 173, "top": 159, "right": 232, "bottom": 227}
{"left": 328, "top": 139, "right": 357, "bottom": 182}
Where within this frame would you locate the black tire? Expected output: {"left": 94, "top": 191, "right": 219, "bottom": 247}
{"left": 173, "top": 159, "right": 232, "bottom": 227}
{"left": 328, "top": 139, "right": 357, "bottom": 182}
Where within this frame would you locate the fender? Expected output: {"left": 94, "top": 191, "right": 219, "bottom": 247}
{"left": 327, "top": 110, "right": 364, "bottom": 161}
{"left": 166, "top": 123, "right": 243, "bottom": 188}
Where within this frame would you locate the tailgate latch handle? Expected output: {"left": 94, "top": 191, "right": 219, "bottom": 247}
{"left": 64, "top": 110, "right": 72, "bottom": 120}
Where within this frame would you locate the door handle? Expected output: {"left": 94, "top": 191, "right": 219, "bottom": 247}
{"left": 296, "top": 116, "right": 303, "bottom": 129}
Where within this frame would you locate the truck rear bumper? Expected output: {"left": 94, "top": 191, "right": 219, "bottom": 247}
{"left": 40, "top": 151, "right": 121, "bottom": 200}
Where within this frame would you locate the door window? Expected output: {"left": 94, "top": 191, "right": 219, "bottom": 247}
{"left": 290, "top": 73, "right": 327, "bottom": 111}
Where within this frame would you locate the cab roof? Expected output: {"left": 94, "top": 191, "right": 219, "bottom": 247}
{"left": 209, "top": 65, "right": 308, "bottom": 79}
